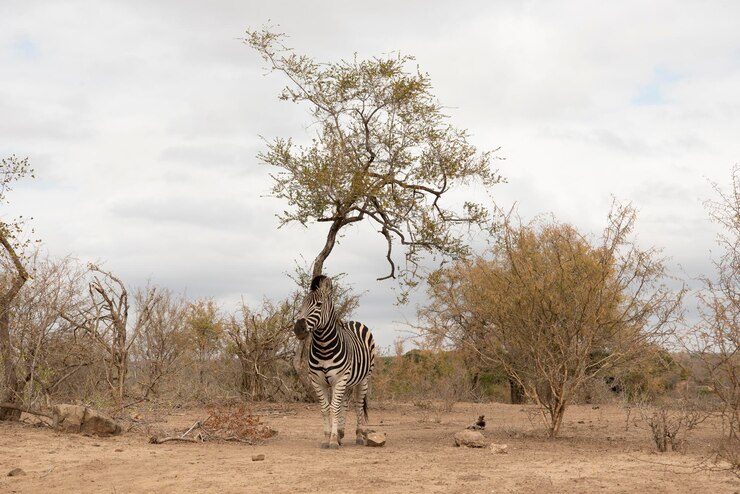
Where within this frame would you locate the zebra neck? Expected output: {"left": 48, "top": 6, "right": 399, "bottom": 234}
{"left": 313, "top": 313, "right": 342, "bottom": 345}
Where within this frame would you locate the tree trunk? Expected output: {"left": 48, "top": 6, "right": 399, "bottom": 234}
{"left": 293, "top": 340, "right": 317, "bottom": 402}
{"left": 312, "top": 219, "right": 343, "bottom": 278}
{"left": 509, "top": 378, "right": 525, "bottom": 404}
{"left": 0, "top": 304, "right": 22, "bottom": 420}
{"left": 0, "top": 235, "right": 29, "bottom": 421}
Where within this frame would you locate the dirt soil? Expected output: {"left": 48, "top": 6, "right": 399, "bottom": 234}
{"left": 1, "top": 401, "right": 738, "bottom": 493}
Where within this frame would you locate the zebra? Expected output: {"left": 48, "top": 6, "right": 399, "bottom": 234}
{"left": 293, "top": 275, "right": 376, "bottom": 449}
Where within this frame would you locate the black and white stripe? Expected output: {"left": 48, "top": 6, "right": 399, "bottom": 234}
{"left": 294, "top": 275, "right": 375, "bottom": 449}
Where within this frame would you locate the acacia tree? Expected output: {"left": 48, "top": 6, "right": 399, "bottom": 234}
{"left": 421, "top": 203, "right": 683, "bottom": 437}
{"left": 245, "top": 29, "right": 501, "bottom": 292}
{"left": 0, "top": 156, "right": 32, "bottom": 420}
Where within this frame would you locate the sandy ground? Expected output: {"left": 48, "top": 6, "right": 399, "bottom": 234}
{"left": 0, "top": 401, "right": 738, "bottom": 493}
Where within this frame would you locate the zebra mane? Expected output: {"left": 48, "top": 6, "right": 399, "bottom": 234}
{"left": 310, "top": 275, "right": 328, "bottom": 292}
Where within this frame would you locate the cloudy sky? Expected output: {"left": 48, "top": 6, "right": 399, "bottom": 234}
{"left": 2, "top": 1, "right": 739, "bottom": 351}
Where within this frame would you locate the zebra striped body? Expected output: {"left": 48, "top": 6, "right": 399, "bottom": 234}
{"left": 294, "top": 275, "right": 375, "bottom": 449}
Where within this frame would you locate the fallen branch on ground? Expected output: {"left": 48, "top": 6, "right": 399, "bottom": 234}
{"left": 149, "top": 436, "right": 200, "bottom": 444}
{"left": 0, "top": 402, "right": 54, "bottom": 420}
{"left": 149, "top": 406, "right": 276, "bottom": 445}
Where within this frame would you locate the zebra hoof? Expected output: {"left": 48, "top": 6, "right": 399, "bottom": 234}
{"left": 328, "top": 443, "right": 340, "bottom": 450}
{"left": 355, "top": 438, "right": 365, "bottom": 446}
{"left": 320, "top": 442, "right": 330, "bottom": 449}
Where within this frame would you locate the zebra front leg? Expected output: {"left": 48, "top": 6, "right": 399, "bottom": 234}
{"left": 353, "top": 378, "right": 370, "bottom": 445}
{"left": 311, "top": 378, "right": 333, "bottom": 449}
{"left": 328, "top": 380, "right": 348, "bottom": 449}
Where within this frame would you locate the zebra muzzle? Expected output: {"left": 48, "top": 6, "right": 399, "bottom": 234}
{"left": 294, "top": 319, "right": 309, "bottom": 340}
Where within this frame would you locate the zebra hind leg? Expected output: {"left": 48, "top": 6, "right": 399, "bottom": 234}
{"left": 353, "top": 379, "right": 370, "bottom": 445}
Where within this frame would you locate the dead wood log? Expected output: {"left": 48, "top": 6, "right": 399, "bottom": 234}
{"left": 0, "top": 402, "right": 53, "bottom": 420}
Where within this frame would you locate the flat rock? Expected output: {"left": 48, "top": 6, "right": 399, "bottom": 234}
{"left": 252, "top": 454, "right": 265, "bottom": 461}
{"left": 365, "top": 431, "right": 386, "bottom": 447}
{"left": 454, "top": 430, "right": 487, "bottom": 448}
{"left": 489, "top": 443, "right": 508, "bottom": 454}
{"left": 8, "top": 468, "right": 26, "bottom": 477}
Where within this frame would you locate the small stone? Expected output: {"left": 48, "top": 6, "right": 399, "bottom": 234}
{"left": 115, "top": 449, "right": 124, "bottom": 452}
{"left": 454, "top": 430, "right": 487, "bottom": 448}
{"left": 489, "top": 443, "right": 508, "bottom": 454}
{"left": 252, "top": 454, "right": 265, "bottom": 461}
{"left": 8, "top": 468, "right": 26, "bottom": 477}
{"left": 365, "top": 431, "right": 386, "bottom": 447}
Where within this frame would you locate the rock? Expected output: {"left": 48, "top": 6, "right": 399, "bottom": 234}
{"left": 252, "top": 454, "right": 265, "bottom": 461}
{"left": 364, "top": 431, "right": 386, "bottom": 447}
{"left": 454, "top": 430, "right": 488, "bottom": 448}
{"left": 489, "top": 443, "right": 508, "bottom": 454}
{"left": 52, "top": 404, "right": 121, "bottom": 436}
{"left": 81, "top": 407, "right": 121, "bottom": 436}
{"left": 7, "top": 468, "right": 26, "bottom": 477}
{"left": 53, "top": 404, "right": 86, "bottom": 433}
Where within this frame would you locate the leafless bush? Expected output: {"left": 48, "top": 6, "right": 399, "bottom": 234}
{"left": 61, "top": 265, "right": 158, "bottom": 404}
{"left": 131, "top": 288, "right": 189, "bottom": 398}
{"left": 632, "top": 398, "right": 709, "bottom": 453}
{"left": 226, "top": 298, "right": 298, "bottom": 401}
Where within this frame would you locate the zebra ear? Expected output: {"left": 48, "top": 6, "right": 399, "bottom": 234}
{"left": 318, "top": 276, "right": 333, "bottom": 294}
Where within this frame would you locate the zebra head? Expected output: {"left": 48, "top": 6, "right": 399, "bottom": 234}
{"left": 294, "top": 275, "right": 334, "bottom": 340}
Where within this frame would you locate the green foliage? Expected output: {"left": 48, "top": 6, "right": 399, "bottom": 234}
{"left": 617, "top": 347, "right": 686, "bottom": 402}
{"left": 372, "top": 345, "right": 504, "bottom": 404}
{"left": 245, "top": 28, "right": 501, "bottom": 289}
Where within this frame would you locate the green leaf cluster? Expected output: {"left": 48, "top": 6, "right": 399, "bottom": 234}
{"left": 245, "top": 29, "right": 501, "bottom": 288}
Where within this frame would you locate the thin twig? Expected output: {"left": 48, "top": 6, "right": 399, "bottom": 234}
{"left": 40, "top": 466, "right": 55, "bottom": 478}
{"left": 149, "top": 436, "right": 199, "bottom": 444}
{"left": 182, "top": 420, "right": 202, "bottom": 437}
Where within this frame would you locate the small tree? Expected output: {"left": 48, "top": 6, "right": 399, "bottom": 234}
{"left": 0, "top": 156, "right": 32, "bottom": 420}
{"left": 694, "top": 165, "right": 739, "bottom": 467}
{"left": 245, "top": 29, "right": 501, "bottom": 293}
{"left": 422, "top": 203, "right": 683, "bottom": 437}
{"left": 186, "top": 298, "right": 224, "bottom": 390}
{"left": 7, "top": 251, "right": 88, "bottom": 407}
{"left": 132, "top": 287, "right": 189, "bottom": 398}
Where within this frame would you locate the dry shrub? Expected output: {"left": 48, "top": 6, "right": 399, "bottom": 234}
{"left": 204, "top": 405, "right": 277, "bottom": 442}
{"left": 632, "top": 398, "right": 709, "bottom": 453}
{"left": 713, "top": 437, "right": 740, "bottom": 476}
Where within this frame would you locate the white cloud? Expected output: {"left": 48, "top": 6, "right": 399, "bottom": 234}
{"left": 2, "top": 0, "right": 739, "bottom": 348}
